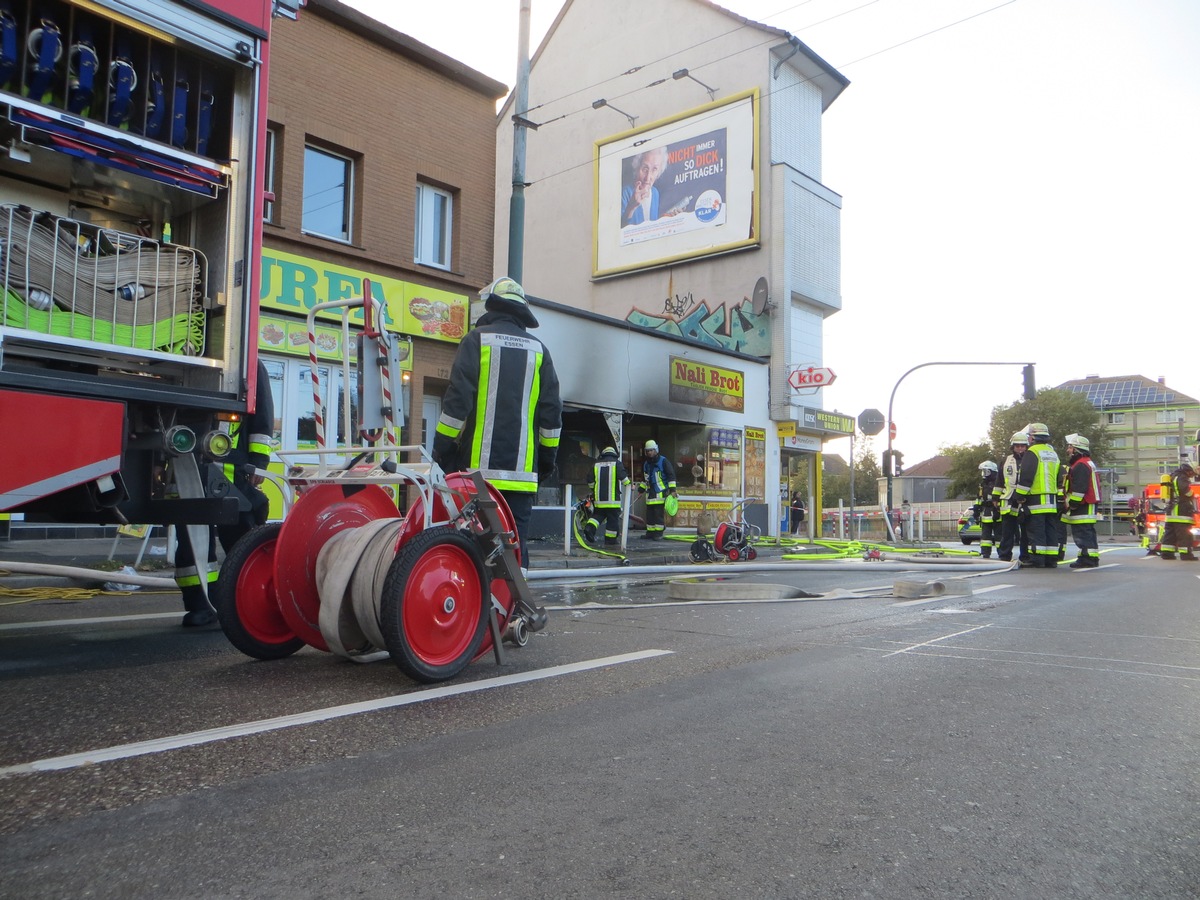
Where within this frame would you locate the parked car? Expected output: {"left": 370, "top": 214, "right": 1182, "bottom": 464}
{"left": 957, "top": 507, "right": 981, "bottom": 545}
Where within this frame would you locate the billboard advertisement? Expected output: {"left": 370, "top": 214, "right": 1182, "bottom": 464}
{"left": 593, "top": 89, "right": 759, "bottom": 277}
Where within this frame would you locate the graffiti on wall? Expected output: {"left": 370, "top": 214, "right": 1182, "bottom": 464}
{"left": 625, "top": 288, "right": 770, "bottom": 357}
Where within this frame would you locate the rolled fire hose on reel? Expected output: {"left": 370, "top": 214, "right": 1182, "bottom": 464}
{"left": 311, "top": 515, "right": 526, "bottom": 663}
{"left": 315, "top": 518, "right": 404, "bottom": 658}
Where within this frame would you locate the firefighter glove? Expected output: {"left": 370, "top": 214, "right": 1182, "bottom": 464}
{"left": 537, "top": 447, "right": 557, "bottom": 482}
{"left": 432, "top": 435, "right": 456, "bottom": 469}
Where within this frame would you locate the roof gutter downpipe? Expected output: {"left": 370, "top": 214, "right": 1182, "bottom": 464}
{"left": 773, "top": 37, "right": 801, "bottom": 79}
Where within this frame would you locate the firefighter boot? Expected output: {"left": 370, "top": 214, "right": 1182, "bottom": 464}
{"left": 1182, "top": 551, "right": 1198, "bottom": 562}
{"left": 1069, "top": 553, "right": 1097, "bottom": 569}
{"left": 181, "top": 586, "right": 216, "bottom": 628}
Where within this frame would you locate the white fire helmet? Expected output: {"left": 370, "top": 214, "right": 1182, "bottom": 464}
{"left": 479, "top": 276, "right": 537, "bottom": 328}
{"left": 1010, "top": 431, "right": 1030, "bottom": 446}
{"left": 979, "top": 460, "right": 999, "bottom": 474}
{"left": 644, "top": 440, "right": 658, "bottom": 453}
{"left": 1065, "top": 433, "right": 1089, "bottom": 452}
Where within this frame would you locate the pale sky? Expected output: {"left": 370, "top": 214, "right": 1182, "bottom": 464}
{"left": 341, "top": 0, "right": 1200, "bottom": 464}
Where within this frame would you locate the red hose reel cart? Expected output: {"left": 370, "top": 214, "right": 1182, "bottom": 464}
{"left": 213, "top": 288, "right": 546, "bottom": 683}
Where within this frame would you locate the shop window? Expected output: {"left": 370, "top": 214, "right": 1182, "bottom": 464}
{"left": 415, "top": 182, "right": 453, "bottom": 269}
{"left": 630, "top": 425, "right": 742, "bottom": 495}
{"left": 287, "top": 361, "right": 358, "bottom": 453}
{"left": 303, "top": 144, "right": 354, "bottom": 242}
{"left": 262, "top": 358, "right": 286, "bottom": 449}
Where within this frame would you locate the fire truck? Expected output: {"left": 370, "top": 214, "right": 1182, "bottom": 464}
{"left": 0, "top": 0, "right": 298, "bottom": 530}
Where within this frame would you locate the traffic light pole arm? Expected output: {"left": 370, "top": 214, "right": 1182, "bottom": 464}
{"left": 885, "top": 361, "right": 1035, "bottom": 541}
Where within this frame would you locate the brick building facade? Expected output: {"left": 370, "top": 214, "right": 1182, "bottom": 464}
{"left": 258, "top": 0, "right": 506, "bottom": 473}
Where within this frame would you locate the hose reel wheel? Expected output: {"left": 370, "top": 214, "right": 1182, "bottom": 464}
{"left": 380, "top": 525, "right": 489, "bottom": 683}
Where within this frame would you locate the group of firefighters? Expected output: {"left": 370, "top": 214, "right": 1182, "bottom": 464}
{"left": 582, "top": 439, "right": 679, "bottom": 545}
{"left": 972, "top": 423, "right": 1197, "bottom": 568}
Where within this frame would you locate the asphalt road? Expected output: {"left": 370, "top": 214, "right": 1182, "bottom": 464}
{"left": 1, "top": 544, "right": 1198, "bottom": 898}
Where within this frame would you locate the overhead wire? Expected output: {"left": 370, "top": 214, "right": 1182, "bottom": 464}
{"left": 518, "top": 0, "right": 1019, "bottom": 190}
{"left": 518, "top": 0, "right": 836, "bottom": 121}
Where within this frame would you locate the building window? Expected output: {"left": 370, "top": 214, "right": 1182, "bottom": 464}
{"left": 415, "top": 182, "right": 453, "bottom": 269}
{"left": 1110, "top": 437, "right": 1126, "bottom": 449}
{"left": 264, "top": 127, "right": 279, "bottom": 224}
{"left": 1106, "top": 412, "right": 1124, "bottom": 425}
{"left": 1158, "top": 434, "right": 1181, "bottom": 448}
{"left": 1156, "top": 409, "right": 1181, "bottom": 425}
{"left": 303, "top": 144, "right": 353, "bottom": 242}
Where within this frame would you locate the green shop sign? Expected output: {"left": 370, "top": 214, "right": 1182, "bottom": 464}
{"left": 261, "top": 249, "right": 469, "bottom": 343}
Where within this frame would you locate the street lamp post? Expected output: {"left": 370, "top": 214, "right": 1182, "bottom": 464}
{"left": 885, "top": 361, "right": 1036, "bottom": 542}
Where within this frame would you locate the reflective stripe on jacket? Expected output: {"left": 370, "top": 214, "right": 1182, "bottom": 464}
{"left": 1062, "top": 453, "right": 1101, "bottom": 525}
{"left": 1015, "top": 442, "right": 1060, "bottom": 514}
{"left": 1166, "top": 471, "right": 1196, "bottom": 524}
{"left": 436, "top": 311, "right": 562, "bottom": 493}
{"left": 997, "top": 452, "right": 1021, "bottom": 514}
{"left": 641, "top": 455, "right": 676, "bottom": 503}
{"left": 591, "top": 457, "right": 630, "bottom": 509}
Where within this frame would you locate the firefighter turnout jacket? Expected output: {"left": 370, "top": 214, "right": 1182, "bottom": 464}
{"left": 1014, "top": 440, "right": 1060, "bottom": 514}
{"left": 976, "top": 471, "right": 999, "bottom": 524}
{"left": 996, "top": 452, "right": 1022, "bottom": 515}
{"left": 434, "top": 309, "right": 562, "bottom": 493}
{"left": 641, "top": 454, "right": 677, "bottom": 503}
{"left": 1166, "top": 467, "right": 1196, "bottom": 527}
{"left": 1062, "top": 450, "right": 1101, "bottom": 526}
{"left": 590, "top": 449, "right": 630, "bottom": 508}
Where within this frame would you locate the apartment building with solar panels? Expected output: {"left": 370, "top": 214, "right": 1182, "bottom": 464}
{"left": 1059, "top": 375, "right": 1200, "bottom": 506}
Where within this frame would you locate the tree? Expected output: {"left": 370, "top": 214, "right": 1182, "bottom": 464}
{"left": 986, "top": 388, "right": 1110, "bottom": 466}
{"left": 939, "top": 441, "right": 995, "bottom": 500}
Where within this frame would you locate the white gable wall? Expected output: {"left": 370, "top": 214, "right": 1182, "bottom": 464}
{"left": 495, "top": 0, "right": 847, "bottom": 531}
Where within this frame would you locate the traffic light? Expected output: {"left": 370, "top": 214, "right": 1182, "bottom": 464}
{"left": 1022, "top": 364, "right": 1036, "bottom": 401}
{"left": 881, "top": 449, "right": 893, "bottom": 477}
{"left": 893, "top": 450, "right": 904, "bottom": 475}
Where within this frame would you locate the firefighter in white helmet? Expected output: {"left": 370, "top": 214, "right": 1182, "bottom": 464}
{"left": 1062, "top": 434, "right": 1102, "bottom": 567}
{"left": 638, "top": 439, "right": 677, "bottom": 539}
{"left": 434, "top": 277, "right": 562, "bottom": 562}
{"left": 974, "top": 460, "right": 1000, "bottom": 558}
{"left": 1013, "top": 423, "right": 1061, "bottom": 568}
{"left": 995, "top": 431, "right": 1031, "bottom": 564}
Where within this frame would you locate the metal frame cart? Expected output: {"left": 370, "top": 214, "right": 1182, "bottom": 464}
{"left": 214, "top": 287, "right": 546, "bottom": 682}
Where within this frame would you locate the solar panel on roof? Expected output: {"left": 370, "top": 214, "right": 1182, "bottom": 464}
{"left": 1068, "top": 379, "right": 1180, "bottom": 408}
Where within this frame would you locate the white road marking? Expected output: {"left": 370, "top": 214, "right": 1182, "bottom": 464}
{"left": 0, "top": 649, "right": 673, "bottom": 776}
{"left": 892, "top": 650, "right": 1200, "bottom": 682}
{"left": 0, "top": 612, "right": 178, "bottom": 632}
{"left": 884, "top": 623, "right": 992, "bottom": 658}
